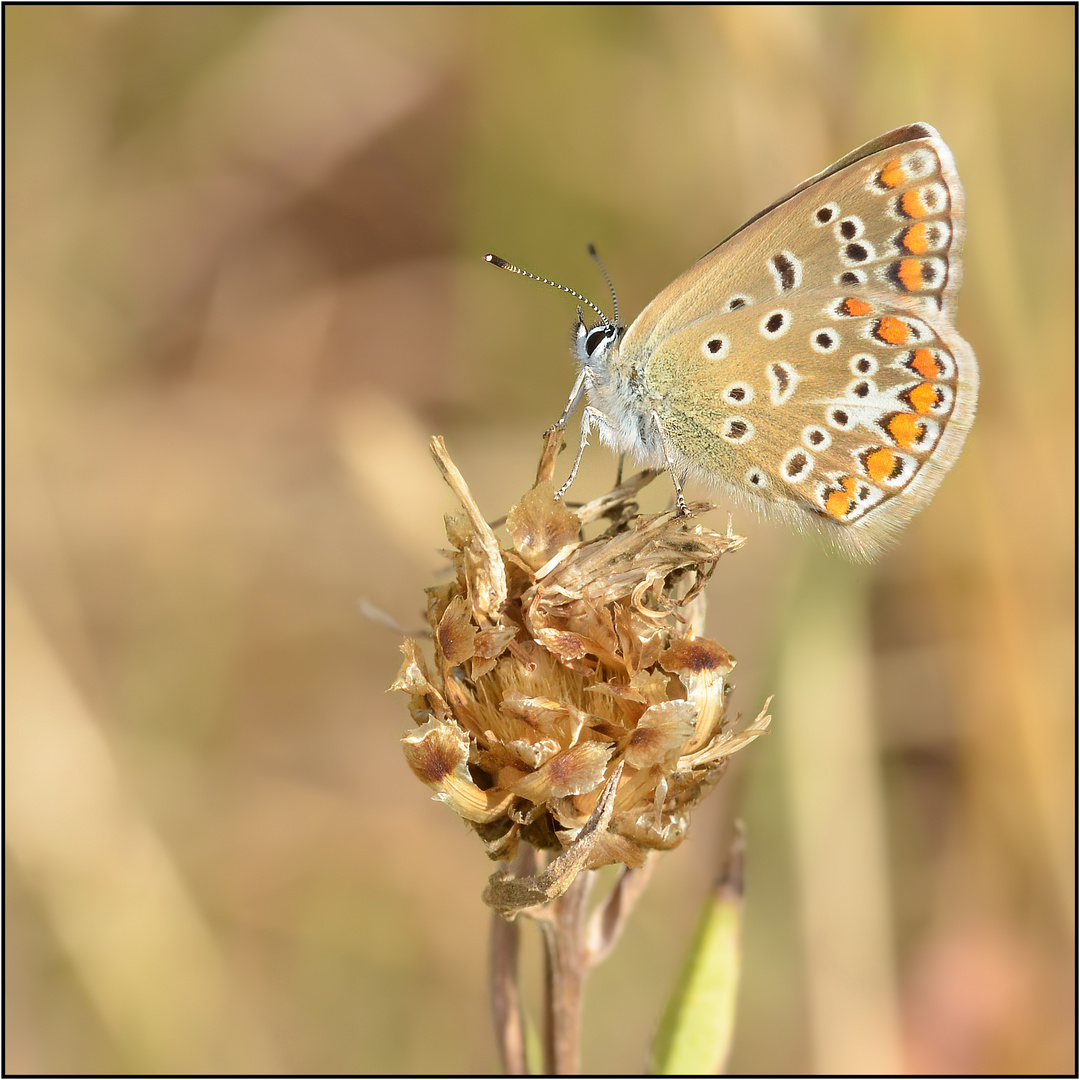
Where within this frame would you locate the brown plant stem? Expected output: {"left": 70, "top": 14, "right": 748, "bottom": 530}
{"left": 490, "top": 912, "right": 527, "bottom": 1075}
{"left": 491, "top": 843, "right": 537, "bottom": 1074}
{"left": 539, "top": 870, "right": 593, "bottom": 1075}
{"left": 583, "top": 857, "right": 657, "bottom": 968}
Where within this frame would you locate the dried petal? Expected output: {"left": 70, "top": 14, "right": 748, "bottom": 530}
{"left": 499, "top": 693, "right": 588, "bottom": 749}
{"left": 680, "top": 696, "right": 773, "bottom": 768}
{"left": 618, "top": 811, "right": 689, "bottom": 850}
{"left": 431, "top": 436, "right": 508, "bottom": 624}
{"left": 660, "top": 637, "right": 736, "bottom": 678}
{"left": 475, "top": 626, "right": 518, "bottom": 659}
{"left": 507, "top": 737, "right": 561, "bottom": 770}
{"left": 389, "top": 638, "right": 436, "bottom": 696}
{"left": 402, "top": 718, "right": 512, "bottom": 823}
{"left": 623, "top": 700, "right": 698, "bottom": 768}
{"left": 470, "top": 655, "right": 500, "bottom": 681}
{"left": 533, "top": 627, "right": 593, "bottom": 662}
{"left": 504, "top": 481, "right": 581, "bottom": 570}
{"left": 581, "top": 830, "right": 649, "bottom": 871}
{"left": 402, "top": 715, "right": 468, "bottom": 782}
{"left": 509, "top": 741, "right": 613, "bottom": 802}
{"left": 390, "top": 639, "right": 449, "bottom": 720}
{"left": 661, "top": 637, "right": 736, "bottom": 751}
{"left": 443, "top": 512, "right": 472, "bottom": 552}
{"left": 438, "top": 595, "right": 478, "bottom": 666}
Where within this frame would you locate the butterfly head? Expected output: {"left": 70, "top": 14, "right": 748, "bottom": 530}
{"left": 573, "top": 305, "right": 622, "bottom": 373}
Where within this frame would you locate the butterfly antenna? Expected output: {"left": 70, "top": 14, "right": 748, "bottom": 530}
{"left": 587, "top": 243, "right": 619, "bottom": 328}
{"left": 485, "top": 254, "right": 611, "bottom": 327}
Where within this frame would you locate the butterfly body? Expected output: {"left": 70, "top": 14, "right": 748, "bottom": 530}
{"left": 567, "top": 123, "right": 977, "bottom": 560}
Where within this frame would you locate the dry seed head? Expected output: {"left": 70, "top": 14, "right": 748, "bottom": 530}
{"left": 393, "top": 434, "right": 771, "bottom": 912}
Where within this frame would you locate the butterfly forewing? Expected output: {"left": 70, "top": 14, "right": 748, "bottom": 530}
{"left": 623, "top": 124, "right": 967, "bottom": 355}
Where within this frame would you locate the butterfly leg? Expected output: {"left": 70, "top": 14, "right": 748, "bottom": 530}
{"left": 548, "top": 367, "right": 589, "bottom": 433}
{"left": 555, "top": 404, "right": 608, "bottom": 502}
{"left": 651, "top": 410, "right": 689, "bottom": 515}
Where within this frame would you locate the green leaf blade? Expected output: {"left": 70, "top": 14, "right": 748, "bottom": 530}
{"left": 650, "top": 828, "right": 745, "bottom": 1075}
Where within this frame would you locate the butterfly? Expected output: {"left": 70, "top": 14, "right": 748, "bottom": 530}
{"left": 488, "top": 123, "right": 978, "bottom": 561}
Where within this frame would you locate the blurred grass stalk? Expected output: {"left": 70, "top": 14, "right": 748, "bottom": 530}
{"left": 777, "top": 556, "right": 903, "bottom": 1073}
{"left": 5, "top": 589, "right": 238, "bottom": 1072}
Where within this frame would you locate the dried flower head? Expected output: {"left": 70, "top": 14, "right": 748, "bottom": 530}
{"left": 393, "top": 433, "right": 770, "bottom": 916}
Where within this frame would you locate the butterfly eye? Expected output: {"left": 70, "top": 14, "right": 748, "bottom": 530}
{"left": 585, "top": 327, "right": 613, "bottom": 356}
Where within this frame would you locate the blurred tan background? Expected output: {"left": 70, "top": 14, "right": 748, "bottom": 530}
{"left": 6, "top": 6, "right": 1074, "bottom": 1075}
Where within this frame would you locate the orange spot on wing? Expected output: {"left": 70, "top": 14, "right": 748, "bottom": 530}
{"left": 897, "top": 259, "right": 924, "bottom": 291}
{"left": 842, "top": 297, "right": 873, "bottom": 317}
{"left": 865, "top": 448, "right": 897, "bottom": 483}
{"left": 879, "top": 157, "right": 907, "bottom": 188}
{"left": 825, "top": 476, "right": 861, "bottom": 520}
{"left": 902, "top": 223, "right": 931, "bottom": 254}
{"left": 909, "top": 348, "right": 940, "bottom": 379}
{"left": 826, "top": 489, "right": 853, "bottom": 519}
{"left": 901, "top": 189, "right": 929, "bottom": 218}
{"left": 875, "top": 316, "right": 910, "bottom": 345}
{"left": 887, "top": 412, "right": 922, "bottom": 450}
{"left": 908, "top": 381, "right": 939, "bottom": 415}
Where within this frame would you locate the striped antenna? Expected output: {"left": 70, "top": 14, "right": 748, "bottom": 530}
{"left": 586, "top": 244, "right": 619, "bottom": 328}
{"left": 484, "top": 254, "right": 611, "bottom": 326}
